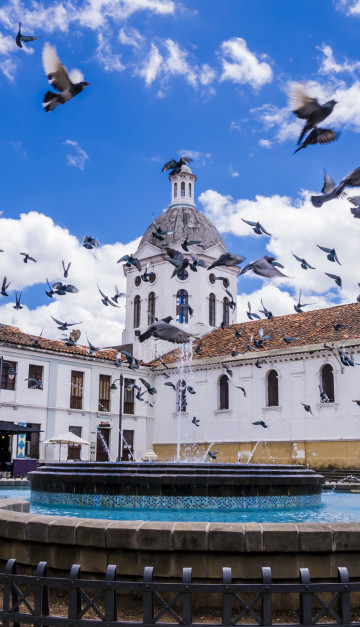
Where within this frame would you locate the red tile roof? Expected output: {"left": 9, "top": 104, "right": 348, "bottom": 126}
{"left": 0, "top": 324, "right": 120, "bottom": 362}
{"left": 152, "top": 302, "right": 360, "bottom": 365}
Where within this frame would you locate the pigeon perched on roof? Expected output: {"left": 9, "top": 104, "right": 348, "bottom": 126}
{"left": 241, "top": 256, "right": 287, "bottom": 279}
{"left": 208, "top": 252, "right": 245, "bottom": 271}
{"left": 241, "top": 218, "right": 271, "bottom": 236}
{"left": 289, "top": 85, "right": 337, "bottom": 146}
{"left": 16, "top": 22, "right": 40, "bottom": 48}
{"left": 161, "top": 155, "right": 192, "bottom": 175}
{"left": 139, "top": 316, "right": 193, "bottom": 344}
{"left": 42, "top": 43, "right": 89, "bottom": 112}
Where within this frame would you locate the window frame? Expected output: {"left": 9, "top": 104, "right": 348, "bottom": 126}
{"left": 98, "top": 374, "right": 111, "bottom": 412}
{"left": 28, "top": 364, "right": 43, "bottom": 390}
{"left": 266, "top": 369, "right": 279, "bottom": 407}
{"left": 1, "top": 361, "right": 17, "bottom": 391}
{"left": 133, "top": 295, "right": 141, "bottom": 328}
{"left": 209, "top": 293, "right": 216, "bottom": 327}
{"left": 176, "top": 289, "right": 189, "bottom": 323}
{"left": 219, "top": 374, "right": 229, "bottom": 410}
{"left": 70, "top": 371, "right": 84, "bottom": 410}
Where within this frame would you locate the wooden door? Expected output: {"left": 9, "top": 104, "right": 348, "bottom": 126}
{"left": 96, "top": 428, "right": 110, "bottom": 461}
{"left": 122, "top": 430, "right": 134, "bottom": 461}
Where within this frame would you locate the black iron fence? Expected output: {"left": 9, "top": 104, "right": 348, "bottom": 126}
{"left": 1, "top": 558, "right": 360, "bottom": 626}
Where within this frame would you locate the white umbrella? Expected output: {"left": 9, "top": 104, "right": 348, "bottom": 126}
{"left": 44, "top": 432, "right": 90, "bottom": 460}
{"left": 44, "top": 432, "right": 90, "bottom": 445}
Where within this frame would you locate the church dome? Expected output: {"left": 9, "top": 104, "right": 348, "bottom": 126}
{"left": 139, "top": 164, "right": 225, "bottom": 251}
{"left": 139, "top": 205, "right": 225, "bottom": 251}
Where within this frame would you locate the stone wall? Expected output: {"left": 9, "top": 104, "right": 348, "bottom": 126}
{"left": 1, "top": 498, "right": 360, "bottom": 610}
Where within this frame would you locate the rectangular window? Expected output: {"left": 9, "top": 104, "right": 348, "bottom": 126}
{"left": 123, "top": 378, "right": 135, "bottom": 415}
{"left": 68, "top": 426, "right": 82, "bottom": 460}
{"left": 70, "top": 371, "right": 84, "bottom": 410}
{"left": 98, "top": 374, "right": 111, "bottom": 412}
{"left": 1, "top": 361, "right": 17, "bottom": 391}
{"left": 28, "top": 364, "right": 43, "bottom": 390}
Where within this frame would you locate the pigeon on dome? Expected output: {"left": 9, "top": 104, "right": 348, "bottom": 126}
{"left": 161, "top": 155, "right": 192, "bottom": 175}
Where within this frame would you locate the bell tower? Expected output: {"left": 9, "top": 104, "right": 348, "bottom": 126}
{"left": 169, "top": 166, "right": 197, "bottom": 210}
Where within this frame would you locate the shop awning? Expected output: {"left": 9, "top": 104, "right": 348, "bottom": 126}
{"left": 0, "top": 421, "right": 42, "bottom": 434}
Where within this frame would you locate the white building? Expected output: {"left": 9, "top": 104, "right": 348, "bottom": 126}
{"left": 1, "top": 164, "right": 360, "bottom": 470}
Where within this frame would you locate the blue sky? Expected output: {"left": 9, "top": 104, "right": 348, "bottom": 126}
{"left": 0, "top": 0, "right": 360, "bottom": 344}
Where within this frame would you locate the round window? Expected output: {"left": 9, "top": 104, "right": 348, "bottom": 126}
{"left": 134, "top": 276, "right": 141, "bottom": 287}
{"left": 209, "top": 273, "right": 216, "bottom": 285}
{"left": 149, "top": 273, "right": 156, "bottom": 284}
{"left": 177, "top": 269, "right": 189, "bottom": 281}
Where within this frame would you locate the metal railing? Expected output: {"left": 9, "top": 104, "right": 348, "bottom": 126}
{"left": 1, "top": 558, "right": 360, "bottom": 626}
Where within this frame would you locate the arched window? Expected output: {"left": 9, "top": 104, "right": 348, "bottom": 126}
{"left": 148, "top": 292, "right": 155, "bottom": 325}
{"left": 320, "top": 364, "right": 334, "bottom": 402}
{"left": 176, "top": 379, "right": 187, "bottom": 412}
{"left": 209, "top": 293, "right": 216, "bottom": 326}
{"left": 174, "top": 182, "right": 177, "bottom": 198}
{"left": 223, "top": 297, "right": 230, "bottom": 325}
{"left": 267, "top": 369, "right": 279, "bottom": 407}
{"left": 176, "top": 289, "right": 188, "bottom": 323}
{"left": 133, "top": 295, "right": 141, "bottom": 328}
{"left": 181, "top": 182, "right": 185, "bottom": 197}
{"left": 189, "top": 183, "right": 192, "bottom": 197}
{"left": 219, "top": 375, "right": 229, "bottom": 409}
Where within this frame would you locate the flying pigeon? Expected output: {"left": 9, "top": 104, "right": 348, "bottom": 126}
{"left": 13, "top": 291, "right": 23, "bottom": 310}
{"left": 311, "top": 166, "right": 360, "bottom": 208}
{"left": 82, "top": 235, "right": 98, "bottom": 250}
{"left": 42, "top": 43, "right": 89, "bottom": 112}
{"left": 241, "top": 218, "right": 271, "bottom": 236}
{"left": 139, "top": 378, "right": 157, "bottom": 396}
{"left": 118, "top": 254, "right": 141, "bottom": 272}
{"left": 255, "top": 359, "right": 263, "bottom": 368}
{"left": 292, "top": 252, "right": 315, "bottom": 270}
{"left": 215, "top": 276, "right": 230, "bottom": 289}
{"left": 288, "top": 85, "right": 337, "bottom": 146}
{"left": 139, "top": 316, "right": 193, "bottom": 344}
{"left": 161, "top": 155, "right": 192, "bottom": 175}
{"left": 87, "top": 337, "right": 101, "bottom": 355}
{"left": 189, "top": 253, "right": 207, "bottom": 272}
{"left": 187, "top": 386, "right": 196, "bottom": 394}
{"left": 301, "top": 402, "right": 313, "bottom": 415}
{"left": 253, "top": 327, "right": 271, "bottom": 349}
{"left": 62, "top": 261, "right": 71, "bottom": 278}
{"left": 234, "top": 385, "right": 246, "bottom": 396}
{"left": 225, "top": 289, "right": 236, "bottom": 311}
{"left": 141, "top": 266, "right": 156, "bottom": 282}
{"left": 112, "top": 286, "right": 125, "bottom": 303}
{"left": 348, "top": 197, "right": 360, "bottom": 218}
{"left": 98, "top": 285, "right": 119, "bottom": 307}
{"left": 121, "top": 350, "right": 139, "bottom": 370}
{"left": 223, "top": 364, "right": 233, "bottom": 377}
{"left": 208, "top": 252, "right": 245, "bottom": 271}
{"left": 182, "top": 237, "right": 202, "bottom": 251}
{"left": 1, "top": 277, "right": 11, "bottom": 296}
{"left": 259, "top": 299, "right": 274, "bottom": 321}
{"left": 51, "top": 316, "right": 82, "bottom": 330}
{"left": 208, "top": 450, "right": 218, "bottom": 460}
{"left": 317, "top": 245, "right": 341, "bottom": 265}
{"left": 16, "top": 22, "right": 40, "bottom": 48}
{"left": 53, "top": 282, "right": 78, "bottom": 295}
{"left": 192, "top": 416, "right": 200, "bottom": 426}
{"left": 20, "top": 252, "right": 37, "bottom": 263}
{"left": 152, "top": 219, "right": 172, "bottom": 241}
{"left": 165, "top": 381, "right": 176, "bottom": 391}
{"left": 252, "top": 420, "right": 268, "bottom": 428}
{"left": 195, "top": 343, "right": 202, "bottom": 355}
{"left": 241, "top": 256, "right": 287, "bottom": 278}
{"left": 325, "top": 272, "right": 342, "bottom": 288}
{"left": 45, "top": 278, "right": 55, "bottom": 298}
{"left": 294, "top": 289, "right": 313, "bottom": 313}
{"left": 293, "top": 128, "right": 339, "bottom": 153}
{"left": 322, "top": 169, "right": 336, "bottom": 194}
{"left": 246, "top": 301, "right": 260, "bottom": 320}
{"left": 28, "top": 330, "right": 43, "bottom": 348}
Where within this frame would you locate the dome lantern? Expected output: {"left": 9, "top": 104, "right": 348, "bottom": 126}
{"left": 169, "top": 165, "right": 197, "bottom": 210}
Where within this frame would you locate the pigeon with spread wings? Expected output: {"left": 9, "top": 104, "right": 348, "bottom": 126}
{"left": 42, "top": 43, "right": 89, "bottom": 112}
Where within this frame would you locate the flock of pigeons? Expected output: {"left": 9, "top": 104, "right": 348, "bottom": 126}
{"left": 8, "top": 25, "right": 360, "bottom": 459}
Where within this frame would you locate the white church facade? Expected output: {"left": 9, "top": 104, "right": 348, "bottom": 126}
{"left": 0, "top": 165, "right": 360, "bottom": 470}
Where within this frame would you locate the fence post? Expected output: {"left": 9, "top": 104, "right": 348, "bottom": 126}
{"left": 182, "top": 567, "right": 192, "bottom": 625}
{"left": 3, "top": 558, "right": 19, "bottom": 627}
{"left": 34, "top": 561, "right": 49, "bottom": 618}
{"left": 143, "top": 566, "right": 154, "bottom": 624}
{"left": 299, "top": 568, "right": 312, "bottom": 625}
{"left": 262, "top": 567, "right": 272, "bottom": 626}
{"left": 222, "top": 567, "right": 232, "bottom": 626}
{"left": 68, "top": 564, "right": 82, "bottom": 620}
{"left": 337, "top": 566, "right": 351, "bottom": 624}
{"left": 105, "top": 565, "right": 117, "bottom": 622}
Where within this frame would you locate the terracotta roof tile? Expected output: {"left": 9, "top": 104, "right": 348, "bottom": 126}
{"left": 152, "top": 302, "right": 360, "bottom": 365}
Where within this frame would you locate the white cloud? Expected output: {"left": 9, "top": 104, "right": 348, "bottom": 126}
{"left": 199, "top": 63, "right": 216, "bottom": 86}
{"left": 337, "top": 0, "right": 360, "bottom": 15}
{"left": 118, "top": 26, "right": 144, "bottom": 48}
{"left": 96, "top": 31, "right": 125, "bottom": 71}
{"left": 63, "top": 140, "right": 90, "bottom": 171}
{"left": 219, "top": 37, "right": 273, "bottom": 89}
{"left": 178, "top": 150, "right": 211, "bottom": 164}
{"left": 258, "top": 138, "right": 272, "bottom": 148}
{"left": 229, "top": 167, "right": 239, "bottom": 177}
{"left": 163, "top": 38, "right": 197, "bottom": 87}
{"left": 0, "top": 211, "right": 140, "bottom": 346}
{"left": 137, "top": 42, "right": 163, "bottom": 85}
{"left": 198, "top": 188, "right": 360, "bottom": 309}
{"left": 137, "top": 38, "right": 199, "bottom": 89}
{"left": 318, "top": 44, "right": 360, "bottom": 75}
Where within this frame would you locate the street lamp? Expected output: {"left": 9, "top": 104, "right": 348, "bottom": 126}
{"left": 110, "top": 375, "right": 134, "bottom": 462}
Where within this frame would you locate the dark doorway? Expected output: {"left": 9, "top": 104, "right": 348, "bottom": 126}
{"left": 25, "top": 423, "right": 40, "bottom": 459}
{"left": 122, "top": 430, "right": 134, "bottom": 461}
{"left": 68, "top": 426, "right": 82, "bottom": 461}
{"left": 0, "top": 433, "right": 12, "bottom": 465}
{"left": 96, "top": 428, "right": 110, "bottom": 461}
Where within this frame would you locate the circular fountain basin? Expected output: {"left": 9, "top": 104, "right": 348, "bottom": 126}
{"left": 28, "top": 462, "right": 324, "bottom": 510}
